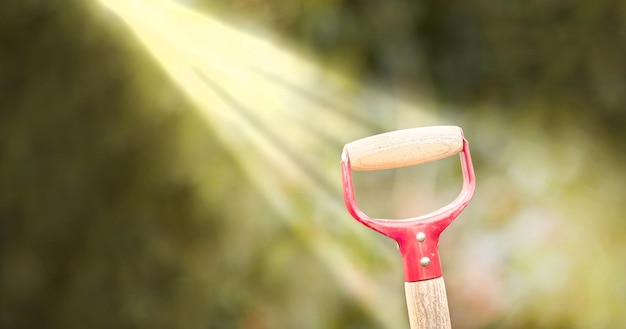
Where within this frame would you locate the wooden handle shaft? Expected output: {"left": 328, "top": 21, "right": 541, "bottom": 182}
{"left": 405, "top": 277, "right": 451, "bottom": 329}
{"left": 344, "top": 126, "right": 463, "bottom": 171}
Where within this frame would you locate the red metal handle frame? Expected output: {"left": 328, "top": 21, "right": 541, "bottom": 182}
{"left": 341, "top": 139, "right": 476, "bottom": 282}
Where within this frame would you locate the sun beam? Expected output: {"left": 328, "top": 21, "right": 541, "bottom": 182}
{"left": 99, "top": 0, "right": 440, "bottom": 327}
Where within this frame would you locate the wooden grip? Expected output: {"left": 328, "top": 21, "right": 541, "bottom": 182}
{"left": 344, "top": 126, "right": 464, "bottom": 171}
{"left": 405, "top": 277, "right": 452, "bottom": 329}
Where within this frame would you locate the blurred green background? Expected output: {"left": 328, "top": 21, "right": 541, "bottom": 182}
{"left": 1, "top": 0, "right": 625, "bottom": 328}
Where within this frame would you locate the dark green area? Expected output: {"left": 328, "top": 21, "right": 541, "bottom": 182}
{"left": 207, "top": 0, "right": 626, "bottom": 131}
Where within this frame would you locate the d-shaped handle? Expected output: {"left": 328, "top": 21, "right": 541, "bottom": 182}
{"left": 344, "top": 126, "right": 464, "bottom": 171}
{"left": 341, "top": 125, "right": 475, "bottom": 329}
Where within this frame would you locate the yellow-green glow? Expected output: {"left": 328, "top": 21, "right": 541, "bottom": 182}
{"left": 99, "top": 0, "right": 440, "bottom": 327}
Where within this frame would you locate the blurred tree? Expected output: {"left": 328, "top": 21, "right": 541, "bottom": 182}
{"left": 201, "top": 0, "right": 626, "bottom": 132}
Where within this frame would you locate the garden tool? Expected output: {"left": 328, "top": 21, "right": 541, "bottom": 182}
{"left": 341, "top": 126, "right": 476, "bottom": 329}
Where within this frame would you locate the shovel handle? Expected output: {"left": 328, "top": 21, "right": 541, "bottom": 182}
{"left": 405, "top": 277, "right": 452, "bottom": 329}
{"left": 344, "top": 126, "right": 463, "bottom": 171}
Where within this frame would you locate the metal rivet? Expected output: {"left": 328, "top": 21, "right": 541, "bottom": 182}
{"left": 420, "top": 257, "right": 431, "bottom": 267}
{"left": 416, "top": 232, "right": 426, "bottom": 242}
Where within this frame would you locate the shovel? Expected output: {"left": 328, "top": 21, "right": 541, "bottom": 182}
{"left": 340, "top": 126, "right": 476, "bottom": 329}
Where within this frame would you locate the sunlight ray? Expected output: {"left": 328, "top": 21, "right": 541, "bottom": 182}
{"left": 99, "top": 0, "right": 439, "bottom": 326}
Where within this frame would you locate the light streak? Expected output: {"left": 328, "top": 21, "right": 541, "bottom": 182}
{"left": 100, "top": 0, "right": 437, "bottom": 327}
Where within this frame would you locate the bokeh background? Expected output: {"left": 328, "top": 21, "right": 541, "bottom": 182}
{"left": 1, "top": 0, "right": 625, "bottom": 328}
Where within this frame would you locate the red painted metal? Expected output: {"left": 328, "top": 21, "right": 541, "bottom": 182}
{"left": 341, "top": 139, "right": 476, "bottom": 282}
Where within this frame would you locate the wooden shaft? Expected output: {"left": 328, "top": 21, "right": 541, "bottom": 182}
{"left": 344, "top": 126, "right": 463, "bottom": 171}
{"left": 405, "top": 277, "right": 452, "bottom": 329}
